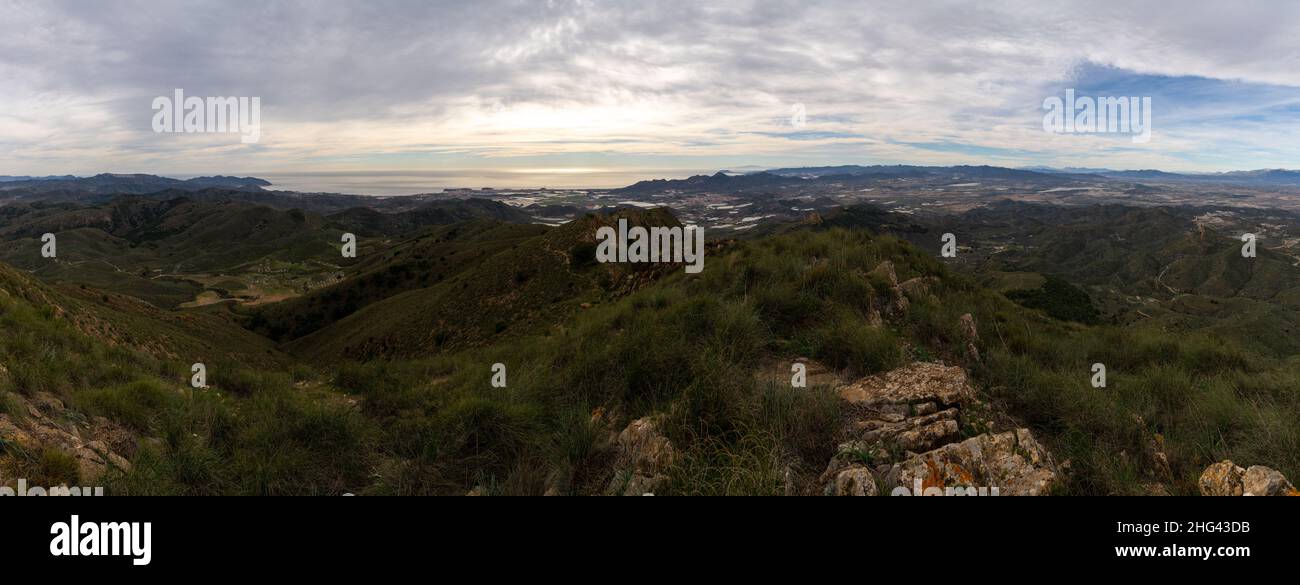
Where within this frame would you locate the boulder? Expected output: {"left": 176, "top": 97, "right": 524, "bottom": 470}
{"left": 838, "top": 362, "right": 975, "bottom": 408}
{"left": 869, "top": 261, "right": 909, "bottom": 316}
{"left": 828, "top": 466, "right": 877, "bottom": 496}
{"left": 1243, "top": 465, "right": 1297, "bottom": 496}
{"left": 1198, "top": 460, "right": 1246, "bottom": 496}
{"left": 888, "top": 428, "right": 1058, "bottom": 496}
{"left": 1194, "top": 460, "right": 1296, "bottom": 496}
{"left": 898, "top": 276, "right": 939, "bottom": 303}
{"left": 608, "top": 416, "right": 677, "bottom": 495}
{"left": 958, "top": 313, "right": 980, "bottom": 362}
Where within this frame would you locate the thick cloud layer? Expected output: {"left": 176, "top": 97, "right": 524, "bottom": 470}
{"left": 2, "top": 0, "right": 1298, "bottom": 179}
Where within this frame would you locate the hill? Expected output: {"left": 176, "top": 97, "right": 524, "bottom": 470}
{"left": 0, "top": 196, "right": 353, "bottom": 308}
{"left": 326, "top": 199, "right": 534, "bottom": 237}
{"left": 246, "top": 220, "right": 548, "bottom": 342}
{"left": 282, "top": 208, "right": 688, "bottom": 360}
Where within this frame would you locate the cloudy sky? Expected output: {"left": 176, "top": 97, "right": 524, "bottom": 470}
{"left": 2, "top": 0, "right": 1299, "bottom": 189}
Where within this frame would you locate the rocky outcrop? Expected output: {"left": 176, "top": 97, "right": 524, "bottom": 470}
{"left": 899, "top": 276, "right": 939, "bottom": 304}
{"left": 958, "top": 313, "right": 980, "bottom": 363}
{"left": 608, "top": 416, "right": 677, "bottom": 496}
{"left": 821, "top": 362, "right": 1058, "bottom": 496}
{"left": 0, "top": 391, "right": 134, "bottom": 485}
{"left": 838, "top": 361, "right": 974, "bottom": 408}
{"left": 869, "top": 261, "right": 909, "bottom": 317}
{"left": 1199, "top": 460, "right": 1297, "bottom": 496}
{"left": 829, "top": 466, "right": 877, "bottom": 496}
{"left": 887, "top": 429, "right": 1056, "bottom": 496}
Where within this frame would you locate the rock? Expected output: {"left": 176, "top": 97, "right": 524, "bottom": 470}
{"left": 958, "top": 313, "right": 980, "bottom": 362}
{"left": 1199, "top": 460, "right": 1299, "bottom": 497}
{"left": 90, "top": 416, "right": 137, "bottom": 460}
{"left": 0, "top": 414, "right": 37, "bottom": 449}
{"left": 853, "top": 408, "right": 961, "bottom": 452}
{"left": 0, "top": 392, "right": 132, "bottom": 482}
{"left": 890, "top": 429, "right": 1058, "bottom": 496}
{"left": 869, "top": 260, "right": 899, "bottom": 288}
{"left": 826, "top": 361, "right": 1058, "bottom": 496}
{"left": 1147, "top": 434, "right": 1171, "bottom": 480}
{"left": 1242, "top": 465, "right": 1297, "bottom": 496}
{"left": 869, "top": 261, "right": 909, "bottom": 316}
{"left": 616, "top": 417, "right": 676, "bottom": 476}
{"left": 30, "top": 391, "right": 65, "bottom": 414}
{"left": 608, "top": 416, "right": 677, "bottom": 495}
{"left": 899, "top": 277, "right": 939, "bottom": 303}
{"left": 1198, "top": 460, "right": 1246, "bottom": 496}
{"left": 839, "top": 362, "right": 975, "bottom": 408}
{"left": 828, "top": 466, "right": 877, "bottom": 496}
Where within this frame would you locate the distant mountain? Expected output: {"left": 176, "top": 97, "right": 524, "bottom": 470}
{"left": 1217, "top": 169, "right": 1300, "bottom": 185}
{"left": 1018, "top": 166, "right": 1116, "bottom": 174}
{"left": 0, "top": 175, "right": 78, "bottom": 182}
{"left": 616, "top": 171, "right": 806, "bottom": 194}
{"left": 759, "top": 164, "right": 932, "bottom": 178}
{"left": 0, "top": 173, "right": 270, "bottom": 196}
{"left": 1094, "top": 169, "right": 1191, "bottom": 181}
{"left": 1027, "top": 167, "right": 1300, "bottom": 187}
{"left": 326, "top": 198, "right": 534, "bottom": 237}
{"left": 767, "top": 164, "right": 1093, "bottom": 181}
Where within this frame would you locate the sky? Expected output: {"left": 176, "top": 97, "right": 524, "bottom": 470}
{"left": 2, "top": 0, "right": 1299, "bottom": 190}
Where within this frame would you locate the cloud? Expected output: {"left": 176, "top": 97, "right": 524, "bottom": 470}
{"left": 1, "top": 0, "right": 1298, "bottom": 180}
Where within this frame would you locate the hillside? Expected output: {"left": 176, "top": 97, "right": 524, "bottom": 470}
{"left": 0, "top": 196, "right": 354, "bottom": 308}
{"left": 246, "top": 220, "right": 549, "bottom": 342}
{"left": 284, "top": 208, "right": 686, "bottom": 360}
{"left": 3, "top": 202, "right": 1299, "bottom": 496}
{"left": 326, "top": 199, "right": 534, "bottom": 237}
{"left": 817, "top": 201, "right": 1300, "bottom": 355}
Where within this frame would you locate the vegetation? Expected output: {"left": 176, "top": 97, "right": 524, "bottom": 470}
{"left": 2, "top": 202, "right": 1298, "bottom": 496}
{"left": 1004, "top": 274, "right": 1102, "bottom": 324}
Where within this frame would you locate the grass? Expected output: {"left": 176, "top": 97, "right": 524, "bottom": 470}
{"left": 3, "top": 222, "right": 1299, "bottom": 496}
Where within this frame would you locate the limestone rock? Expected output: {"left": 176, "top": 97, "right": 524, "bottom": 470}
{"left": 958, "top": 313, "right": 980, "bottom": 362}
{"left": 828, "top": 466, "right": 877, "bottom": 496}
{"left": 1242, "top": 465, "right": 1297, "bottom": 496}
{"left": 0, "top": 391, "right": 133, "bottom": 483}
{"left": 1198, "top": 460, "right": 1246, "bottom": 496}
{"left": 890, "top": 429, "right": 1058, "bottom": 496}
{"left": 608, "top": 416, "right": 677, "bottom": 495}
{"left": 899, "top": 276, "right": 939, "bottom": 303}
{"left": 869, "top": 261, "right": 909, "bottom": 316}
{"left": 838, "top": 362, "right": 974, "bottom": 408}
